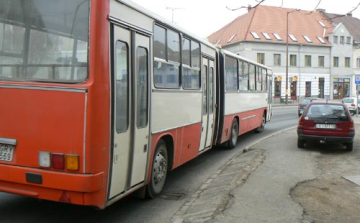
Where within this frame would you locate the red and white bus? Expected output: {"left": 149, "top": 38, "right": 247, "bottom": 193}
{"left": 0, "top": 0, "right": 272, "bottom": 209}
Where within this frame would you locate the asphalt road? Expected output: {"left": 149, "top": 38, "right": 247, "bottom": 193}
{"left": 0, "top": 106, "right": 298, "bottom": 223}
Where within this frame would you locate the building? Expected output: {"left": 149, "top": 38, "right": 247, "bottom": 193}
{"left": 208, "top": 5, "right": 355, "bottom": 102}
{"left": 320, "top": 10, "right": 360, "bottom": 97}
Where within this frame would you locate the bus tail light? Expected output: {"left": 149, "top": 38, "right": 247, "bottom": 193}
{"left": 39, "top": 152, "right": 51, "bottom": 168}
{"left": 66, "top": 155, "right": 79, "bottom": 171}
{"left": 52, "top": 153, "right": 65, "bottom": 169}
{"left": 39, "top": 152, "right": 80, "bottom": 171}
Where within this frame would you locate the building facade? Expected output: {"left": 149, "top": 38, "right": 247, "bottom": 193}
{"left": 208, "top": 5, "right": 358, "bottom": 102}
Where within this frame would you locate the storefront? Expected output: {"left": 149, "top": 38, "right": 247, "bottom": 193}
{"left": 333, "top": 78, "right": 350, "bottom": 99}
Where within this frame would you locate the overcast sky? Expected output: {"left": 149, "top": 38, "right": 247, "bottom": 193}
{"left": 131, "top": 0, "right": 360, "bottom": 38}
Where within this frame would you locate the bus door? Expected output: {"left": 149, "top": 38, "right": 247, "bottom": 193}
{"left": 109, "top": 25, "right": 150, "bottom": 199}
{"left": 199, "top": 57, "right": 215, "bottom": 152}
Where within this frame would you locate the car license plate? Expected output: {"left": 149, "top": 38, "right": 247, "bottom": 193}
{"left": 0, "top": 143, "right": 14, "bottom": 162}
{"left": 316, "top": 124, "right": 336, "bottom": 129}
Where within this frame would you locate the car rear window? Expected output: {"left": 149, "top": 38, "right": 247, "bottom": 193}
{"left": 305, "top": 104, "right": 348, "bottom": 120}
{"left": 302, "top": 99, "right": 311, "bottom": 104}
{"left": 342, "top": 98, "right": 354, "bottom": 103}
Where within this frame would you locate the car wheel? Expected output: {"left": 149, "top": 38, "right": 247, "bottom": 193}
{"left": 345, "top": 143, "right": 353, "bottom": 151}
{"left": 297, "top": 139, "right": 305, "bottom": 148}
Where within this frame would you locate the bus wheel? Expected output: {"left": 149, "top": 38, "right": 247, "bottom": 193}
{"left": 147, "top": 139, "right": 168, "bottom": 198}
{"left": 255, "top": 114, "right": 266, "bottom": 133}
{"left": 228, "top": 119, "right": 239, "bottom": 149}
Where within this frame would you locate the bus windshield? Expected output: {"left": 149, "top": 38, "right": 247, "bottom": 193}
{"left": 0, "top": 0, "right": 89, "bottom": 83}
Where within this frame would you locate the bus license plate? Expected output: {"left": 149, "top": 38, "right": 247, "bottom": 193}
{"left": 0, "top": 144, "right": 14, "bottom": 162}
{"left": 316, "top": 124, "right": 336, "bottom": 129}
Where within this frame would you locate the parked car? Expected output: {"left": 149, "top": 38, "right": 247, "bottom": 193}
{"left": 298, "top": 97, "right": 321, "bottom": 117}
{"left": 342, "top": 97, "right": 358, "bottom": 115}
{"left": 297, "top": 100, "right": 355, "bottom": 151}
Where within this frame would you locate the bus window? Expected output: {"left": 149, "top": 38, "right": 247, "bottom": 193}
{"left": 0, "top": 0, "right": 89, "bottom": 83}
{"left": 262, "top": 68, "right": 268, "bottom": 91}
{"left": 182, "top": 39, "right": 200, "bottom": 89}
{"left": 256, "top": 67, "right": 262, "bottom": 91}
{"left": 239, "top": 61, "right": 249, "bottom": 91}
{"left": 153, "top": 25, "right": 180, "bottom": 88}
{"left": 249, "top": 64, "right": 255, "bottom": 91}
{"left": 225, "top": 56, "right": 238, "bottom": 91}
{"left": 115, "top": 41, "right": 129, "bottom": 133}
{"left": 136, "top": 47, "right": 148, "bottom": 128}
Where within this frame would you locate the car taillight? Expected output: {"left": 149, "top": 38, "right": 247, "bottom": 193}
{"left": 349, "top": 122, "right": 354, "bottom": 130}
{"left": 351, "top": 103, "right": 355, "bottom": 107}
{"left": 298, "top": 120, "right": 304, "bottom": 128}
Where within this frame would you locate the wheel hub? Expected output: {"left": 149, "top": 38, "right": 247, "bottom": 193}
{"left": 153, "top": 153, "right": 167, "bottom": 184}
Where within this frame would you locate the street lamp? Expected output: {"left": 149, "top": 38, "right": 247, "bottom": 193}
{"left": 285, "top": 9, "right": 300, "bottom": 105}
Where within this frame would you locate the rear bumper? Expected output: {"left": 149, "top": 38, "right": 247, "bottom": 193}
{"left": 0, "top": 164, "right": 104, "bottom": 204}
{"left": 298, "top": 131, "right": 354, "bottom": 144}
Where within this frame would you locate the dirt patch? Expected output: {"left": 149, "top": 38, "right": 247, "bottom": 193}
{"left": 292, "top": 175, "right": 360, "bottom": 223}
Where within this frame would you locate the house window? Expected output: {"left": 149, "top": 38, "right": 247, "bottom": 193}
{"left": 289, "top": 34, "right": 297, "bottom": 42}
{"left": 318, "top": 56, "right": 324, "bottom": 67}
{"left": 333, "top": 57, "right": 339, "bottom": 67}
{"left": 274, "top": 54, "right": 281, "bottom": 66}
{"left": 273, "top": 33, "right": 282, "bottom": 41}
{"left": 357, "top": 58, "right": 360, "bottom": 68}
{"left": 290, "top": 54, "right": 297, "bottom": 66}
{"left": 340, "top": 36, "right": 344, "bottom": 44}
{"left": 305, "top": 55, "right": 311, "bottom": 67}
{"left": 317, "top": 36, "right": 326, "bottom": 44}
{"left": 303, "top": 35, "right": 312, "bottom": 43}
{"left": 262, "top": 32, "right": 271, "bottom": 40}
{"left": 333, "top": 36, "right": 338, "bottom": 44}
{"left": 345, "top": 57, "right": 350, "bottom": 67}
{"left": 251, "top": 31, "right": 260, "bottom": 39}
{"left": 257, "top": 53, "right": 265, "bottom": 65}
{"left": 346, "top": 36, "right": 351, "bottom": 44}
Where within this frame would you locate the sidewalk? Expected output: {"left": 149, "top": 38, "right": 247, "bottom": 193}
{"left": 171, "top": 113, "right": 360, "bottom": 223}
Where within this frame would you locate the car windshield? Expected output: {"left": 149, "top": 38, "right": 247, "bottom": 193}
{"left": 0, "top": 0, "right": 90, "bottom": 83}
{"left": 305, "top": 104, "right": 348, "bottom": 120}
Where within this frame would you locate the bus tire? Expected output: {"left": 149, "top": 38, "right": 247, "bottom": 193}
{"left": 228, "top": 119, "right": 239, "bottom": 149}
{"left": 146, "top": 139, "right": 168, "bottom": 198}
{"left": 255, "top": 114, "right": 266, "bottom": 133}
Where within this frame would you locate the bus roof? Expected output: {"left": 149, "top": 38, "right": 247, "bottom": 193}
{"left": 117, "top": 0, "right": 217, "bottom": 50}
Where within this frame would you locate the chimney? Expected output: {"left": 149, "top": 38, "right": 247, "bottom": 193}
{"left": 347, "top": 13, "right": 352, "bottom": 17}
{"left": 248, "top": 5, "right": 252, "bottom": 12}
{"left": 316, "top": 8, "right": 326, "bottom": 13}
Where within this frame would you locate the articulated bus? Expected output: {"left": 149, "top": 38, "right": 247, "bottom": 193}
{"left": 0, "top": 0, "right": 272, "bottom": 209}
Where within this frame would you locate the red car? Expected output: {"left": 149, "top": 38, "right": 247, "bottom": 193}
{"left": 297, "top": 100, "right": 355, "bottom": 151}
